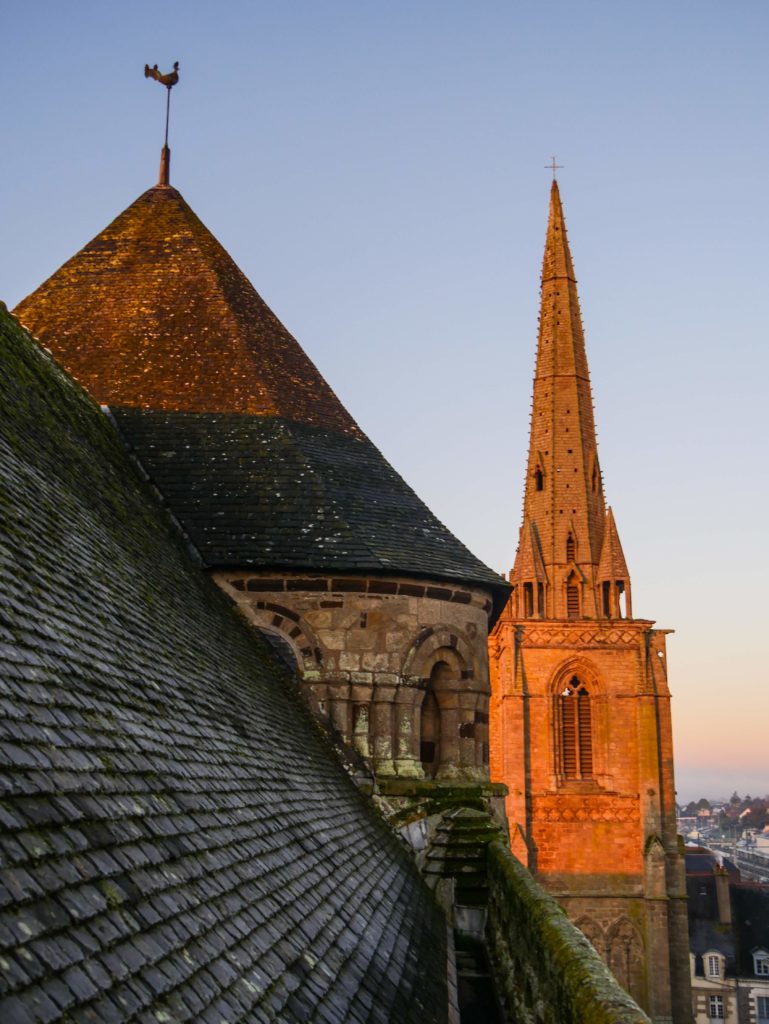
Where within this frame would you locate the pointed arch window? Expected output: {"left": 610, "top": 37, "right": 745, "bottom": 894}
{"left": 558, "top": 677, "right": 593, "bottom": 779}
{"left": 534, "top": 468, "right": 544, "bottom": 491}
{"left": 566, "top": 533, "right": 576, "bottom": 563}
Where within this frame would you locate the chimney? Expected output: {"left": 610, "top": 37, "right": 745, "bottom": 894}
{"left": 714, "top": 866, "right": 732, "bottom": 925}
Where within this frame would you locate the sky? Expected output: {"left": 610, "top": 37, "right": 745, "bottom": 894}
{"left": 1, "top": 0, "right": 767, "bottom": 803}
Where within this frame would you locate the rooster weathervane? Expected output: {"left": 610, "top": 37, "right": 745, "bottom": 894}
{"left": 144, "top": 61, "right": 180, "bottom": 185}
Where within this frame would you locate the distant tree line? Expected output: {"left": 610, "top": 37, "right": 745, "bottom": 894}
{"left": 677, "top": 792, "right": 769, "bottom": 835}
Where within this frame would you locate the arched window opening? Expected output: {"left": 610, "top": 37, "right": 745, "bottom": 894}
{"left": 591, "top": 462, "right": 599, "bottom": 493}
{"left": 566, "top": 576, "right": 580, "bottom": 619}
{"left": 566, "top": 534, "right": 576, "bottom": 563}
{"left": 537, "top": 582, "right": 545, "bottom": 617}
{"left": 534, "top": 468, "right": 544, "bottom": 491}
{"left": 523, "top": 582, "right": 534, "bottom": 617}
{"left": 602, "top": 581, "right": 611, "bottom": 617}
{"left": 559, "top": 677, "right": 593, "bottom": 779}
{"left": 616, "top": 580, "right": 626, "bottom": 619}
{"left": 421, "top": 662, "right": 449, "bottom": 778}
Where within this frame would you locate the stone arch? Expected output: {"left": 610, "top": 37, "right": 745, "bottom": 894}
{"left": 235, "top": 603, "right": 322, "bottom": 676}
{"left": 574, "top": 916, "right": 607, "bottom": 959}
{"left": 401, "top": 628, "right": 487, "bottom": 780}
{"left": 402, "top": 627, "right": 477, "bottom": 685}
{"left": 606, "top": 917, "right": 645, "bottom": 1005}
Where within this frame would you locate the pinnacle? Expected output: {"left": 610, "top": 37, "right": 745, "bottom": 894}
{"left": 598, "top": 507, "right": 630, "bottom": 580}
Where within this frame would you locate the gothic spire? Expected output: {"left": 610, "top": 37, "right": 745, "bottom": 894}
{"left": 511, "top": 181, "right": 627, "bottom": 620}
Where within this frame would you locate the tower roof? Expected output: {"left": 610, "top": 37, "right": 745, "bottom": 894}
{"left": 15, "top": 184, "right": 507, "bottom": 612}
{"left": 511, "top": 182, "right": 629, "bottom": 618}
{"left": 15, "top": 185, "right": 359, "bottom": 432}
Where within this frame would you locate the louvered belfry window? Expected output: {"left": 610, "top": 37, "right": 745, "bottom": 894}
{"left": 559, "top": 677, "right": 593, "bottom": 779}
{"left": 566, "top": 583, "right": 580, "bottom": 618}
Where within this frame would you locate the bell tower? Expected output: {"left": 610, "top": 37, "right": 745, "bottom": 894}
{"left": 490, "top": 181, "right": 691, "bottom": 1024}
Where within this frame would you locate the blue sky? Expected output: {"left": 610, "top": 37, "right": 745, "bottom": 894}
{"left": 2, "top": 0, "right": 767, "bottom": 801}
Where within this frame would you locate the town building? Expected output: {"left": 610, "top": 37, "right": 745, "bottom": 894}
{"left": 489, "top": 180, "right": 691, "bottom": 1023}
{"left": 686, "top": 846, "right": 769, "bottom": 1023}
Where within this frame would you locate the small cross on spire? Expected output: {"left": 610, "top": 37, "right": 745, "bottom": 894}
{"left": 545, "top": 156, "right": 563, "bottom": 180}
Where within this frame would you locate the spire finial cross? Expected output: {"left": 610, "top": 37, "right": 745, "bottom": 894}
{"left": 545, "top": 156, "right": 563, "bottom": 180}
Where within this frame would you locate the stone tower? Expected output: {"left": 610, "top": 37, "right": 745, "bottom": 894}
{"left": 14, "top": 180, "right": 509, "bottom": 793}
{"left": 489, "top": 181, "right": 691, "bottom": 1023}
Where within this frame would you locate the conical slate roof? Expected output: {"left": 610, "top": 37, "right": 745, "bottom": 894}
{"left": 15, "top": 184, "right": 507, "bottom": 610}
{"left": 15, "top": 185, "right": 359, "bottom": 431}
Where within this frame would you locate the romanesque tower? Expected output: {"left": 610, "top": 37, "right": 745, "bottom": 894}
{"left": 489, "top": 180, "right": 691, "bottom": 1023}
{"left": 14, "top": 166, "right": 509, "bottom": 800}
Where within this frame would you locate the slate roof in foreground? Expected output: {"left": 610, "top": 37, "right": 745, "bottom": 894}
{"left": 14, "top": 185, "right": 508, "bottom": 613}
{"left": 0, "top": 305, "right": 448, "bottom": 1023}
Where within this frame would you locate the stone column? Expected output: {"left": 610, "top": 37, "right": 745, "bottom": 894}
{"left": 474, "top": 698, "right": 489, "bottom": 771}
{"left": 328, "top": 682, "right": 352, "bottom": 743}
{"left": 371, "top": 689, "right": 396, "bottom": 777}
{"left": 457, "top": 692, "right": 478, "bottom": 773}
{"left": 393, "top": 690, "right": 423, "bottom": 778}
{"left": 352, "top": 702, "right": 371, "bottom": 760}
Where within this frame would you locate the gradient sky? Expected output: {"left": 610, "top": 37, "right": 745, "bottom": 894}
{"left": 2, "top": 1, "right": 767, "bottom": 803}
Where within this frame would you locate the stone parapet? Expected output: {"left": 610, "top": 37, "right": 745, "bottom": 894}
{"left": 486, "top": 842, "right": 651, "bottom": 1024}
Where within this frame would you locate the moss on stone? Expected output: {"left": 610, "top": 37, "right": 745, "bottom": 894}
{"left": 486, "top": 842, "right": 651, "bottom": 1024}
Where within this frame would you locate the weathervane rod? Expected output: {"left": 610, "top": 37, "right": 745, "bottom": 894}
{"left": 144, "top": 61, "right": 180, "bottom": 186}
{"left": 164, "top": 87, "right": 171, "bottom": 150}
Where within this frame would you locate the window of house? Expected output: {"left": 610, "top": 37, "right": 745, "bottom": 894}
{"left": 602, "top": 580, "right": 611, "bottom": 617}
{"left": 708, "top": 995, "right": 724, "bottom": 1020}
{"left": 566, "top": 582, "right": 580, "bottom": 618}
{"left": 756, "top": 996, "right": 769, "bottom": 1021}
{"left": 707, "top": 954, "right": 721, "bottom": 978}
{"left": 559, "top": 677, "right": 593, "bottom": 779}
{"left": 537, "top": 582, "right": 544, "bottom": 617}
{"left": 566, "top": 533, "right": 576, "bottom": 562}
{"left": 535, "top": 468, "right": 544, "bottom": 491}
{"left": 754, "top": 950, "right": 769, "bottom": 976}
{"left": 523, "top": 583, "right": 534, "bottom": 617}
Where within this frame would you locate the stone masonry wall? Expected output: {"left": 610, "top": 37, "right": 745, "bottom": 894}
{"left": 216, "top": 572, "right": 493, "bottom": 782}
{"left": 486, "top": 841, "right": 651, "bottom": 1024}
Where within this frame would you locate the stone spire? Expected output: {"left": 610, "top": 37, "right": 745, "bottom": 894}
{"left": 511, "top": 181, "right": 630, "bottom": 619}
